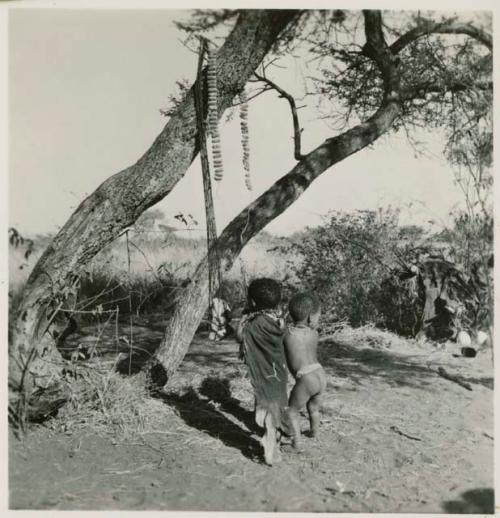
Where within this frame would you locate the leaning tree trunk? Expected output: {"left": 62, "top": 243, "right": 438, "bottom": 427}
{"left": 149, "top": 97, "right": 402, "bottom": 384}
{"left": 9, "top": 9, "right": 300, "bottom": 424}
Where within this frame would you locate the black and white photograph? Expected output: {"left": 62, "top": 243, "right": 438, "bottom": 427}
{"left": 3, "top": 0, "right": 496, "bottom": 513}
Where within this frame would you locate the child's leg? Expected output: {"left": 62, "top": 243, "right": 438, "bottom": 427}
{"left": 261, "top": 412, "right": 277, "bottom": 465}
{"left": 307, "top": 394, "right": 322, "bottom": 437}
{"left": 307, "top": 370, "right": 326, "bottom": 437}
{"left": 288, "top": 380, "right": 310, "bottom": 450}
{"left": 287, "top": 407, "right": 302, "bottom": 449}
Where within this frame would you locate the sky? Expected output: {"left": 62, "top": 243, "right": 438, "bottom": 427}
{"left": 8, "top": 8, "right": 479, "bottom": 238}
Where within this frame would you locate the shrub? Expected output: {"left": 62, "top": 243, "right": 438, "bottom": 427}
{"left": 438, "top": 210, "right": 493, "bottom": 331}
{"left": 290, "top": 209, "right": 423, "bottom": 334}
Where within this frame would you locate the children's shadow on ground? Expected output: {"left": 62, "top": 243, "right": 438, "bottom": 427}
{"left": 442, "top": 488, "right": 494, "bottom": 513}
{"left": 198, "top": 377, "right": 262, "bottom": 435}
{"left": 158, "top": 386, "right": 262, "bottom": 462}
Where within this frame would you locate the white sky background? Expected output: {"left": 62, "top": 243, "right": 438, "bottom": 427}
{"left": 8, "top": 8, "right": 486, "bottom": 237}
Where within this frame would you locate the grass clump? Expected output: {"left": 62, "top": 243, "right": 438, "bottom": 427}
{"left": 50, "top": 366, "right": 170, "bottom": 439}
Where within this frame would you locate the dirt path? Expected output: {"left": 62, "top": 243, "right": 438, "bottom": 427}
{"left": 9, "top": 329, "right": 494, "bottom": 512}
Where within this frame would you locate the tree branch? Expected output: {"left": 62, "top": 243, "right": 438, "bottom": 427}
{"left": 254, "top": 72, "right": 305, "bottom": 160}
{"left": 402, "top": 79, "right": 492, "bottom": 101}
{"left": 229, "top": 86, "right": 272, "bottom": 107}
{"left": 362, "top": 10, "right": 400, "bottom": 97}
{"left": 390, "top": 18, "right": 493, "bottom": 54}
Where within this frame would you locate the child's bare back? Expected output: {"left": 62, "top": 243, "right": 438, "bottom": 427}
{"left": 285, "top": 325, "right": 326, "bottom": 401}
{"left": 284, "top": 293, "right": 326, "bottom": 450}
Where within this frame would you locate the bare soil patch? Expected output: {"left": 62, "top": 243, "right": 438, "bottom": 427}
{"left": 9, "top": 325, "right": 494, "bottom": 512}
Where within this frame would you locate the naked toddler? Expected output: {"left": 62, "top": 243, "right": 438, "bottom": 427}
{"left": 284, "top": 292, "right": 326, "bottom": 450}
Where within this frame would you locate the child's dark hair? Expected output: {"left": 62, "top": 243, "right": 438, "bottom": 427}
{"left": 288, "top": 292, "right": 320, "bottom": 322}
{"left": 248, "top": 278, "right": 282, "bottom": 310}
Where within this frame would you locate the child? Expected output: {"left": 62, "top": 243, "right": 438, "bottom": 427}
{"left": 209, "top": 295, "right": 232, "bottom": 341}
{"left": 284, "top": 292, "right": 326, "bottom": 451}
{"left": 237, "top": 278, "right": 288, "bottom": 465}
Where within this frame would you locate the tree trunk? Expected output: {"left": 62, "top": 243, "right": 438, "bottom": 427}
{"left": 150, "top": 98, "right": 401, "bottom": 385}
{"left": 9, "top": 9, "right": 300, "bottom": 423}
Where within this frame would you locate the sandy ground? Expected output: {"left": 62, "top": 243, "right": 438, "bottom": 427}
{"left": 9, "top": 326, "right": 495, "bottom": 512}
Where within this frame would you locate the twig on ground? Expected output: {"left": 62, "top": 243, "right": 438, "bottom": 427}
{"left": 103, "top": 463, "right": 155, "bottom": 475}
{"left": 389, "top": 425, "right": 422, "bottom": 441}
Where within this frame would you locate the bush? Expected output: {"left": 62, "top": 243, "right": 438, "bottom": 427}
{"left": 438, "top": 210, "right": 493, "bottom": 331}
{"left": 290, "top": 209, "right": 422, "bottom": 334}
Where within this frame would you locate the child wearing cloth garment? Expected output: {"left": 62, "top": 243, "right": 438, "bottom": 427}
{"left": 284, "top": 292, "right": 326, "bottom": 451}
{"left": 237, "top": 278, "right": 288, "bottom": 465}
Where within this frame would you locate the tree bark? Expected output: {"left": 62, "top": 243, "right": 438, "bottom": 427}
{"left": 9, "top": 9, "right": 300, "bottom": 422}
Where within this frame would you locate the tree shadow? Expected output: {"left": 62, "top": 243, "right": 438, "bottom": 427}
{"left": 115, "top": 335, "right": 238, "bottom": 376}
{"left": 198, "top": 376, "right": 261, "bottom": 435}
{"left": 158, "top": 388, "right": 262, "bottom": 462}
{"left": 442, "top": 488, "right": 494, "bottom": 514}
{"left": 63, "top": 325, "right": 163, "bottom": 376}
{"left": 462, "top": 376, "right": 494, "bottom": 390}
{"left": 319, "top": 339, "right": 436, "bottom": 390}
{"left": 181, "top": 350, "right": 241, "bottom": 370}
{"left": 116, "top": 342, "right": 158, "bottom": 375}
{"left": 318, "top": 338, "right": 493, "bottom": 391}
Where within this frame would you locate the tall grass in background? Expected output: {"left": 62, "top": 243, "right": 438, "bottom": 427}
{"left": 11, "top": 206, "right": 491, "bottom": 337}
{"left": 8, "top": 225, "right": 294, "bottom": 325}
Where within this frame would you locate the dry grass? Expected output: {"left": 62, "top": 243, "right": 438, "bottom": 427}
{"left": 8, "top": 228, "right": 291, "bottom": 439}
{"left": 8, "top": 229, "right": 294, "bottom": 319}
{"left": 50, "top": 367, "right": 169, "bottom": 439}
{"left": 328, "top": 323, "right": 422, "bottom": 354}
{"left": 43, "top": 336, "right": 255, "bottom": 441}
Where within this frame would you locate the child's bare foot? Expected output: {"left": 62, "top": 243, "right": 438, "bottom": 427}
{"left": 308, "top": 409, "right": 321, "bottom": 438}
{"left": 261, "top": 435, "right": 275, "bottom": 465}
{"left": 273, "top": 447, "right": 282, "bottom": 463}
{"left": 291, "top": 437, "right": 305, "bottom": 453}
{"left": 281, "top": 443, "right": 305, "bottom": 454}
{"left": 261, "top": 415, "right": 277, "bottom": 466}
